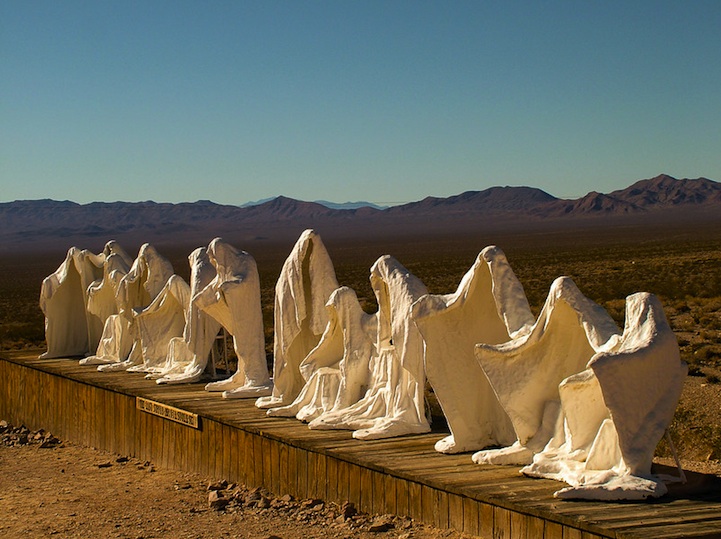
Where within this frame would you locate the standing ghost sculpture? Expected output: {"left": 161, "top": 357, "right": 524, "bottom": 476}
{"left": 266, "top": 286, "right": 377, "bottom": 422}
{"left": 86, "top": 245, "right": 133, "bottom": 344}
{"left": 310, "top": 255, "right": 431, "bottom": 440}
{"left": 89, "top": 244, "right": 174, "bottom": 371}
{"left": 521, "top": 292, "right": 686, "bottom": 500}
{"left": 256, "top": 229, "right": 339, "bottom": 409}
{"left": 412, "top": 246, "right": 535, "bottom": 454}
{"left": 473, "top": 276, "right": 622, "bottom": 466}
{"left": 198, "top": 238, "right": 273, "bottom": 398}
{"left": 151, "top": 247, "right": 222, "bottom": 384}
{"left": 40, "top": 241, "right": 131, "bottom": 359}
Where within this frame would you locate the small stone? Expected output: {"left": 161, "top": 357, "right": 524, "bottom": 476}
{"left": 279, "top": 494, "right": 293, "bottom": 503}
{"left": 174, "top": 482, "right": 192, "bottom": 490}
{"left": 96, "top": 461, "right": 112, "bottom": 468}
{"left": 301, "top": 498, "right": 323, "bottom": 508}
{"left": 116, "top": 456, "right": 129, "bottom": 463}
{"left": 368, "top": 516, "right": 394, "bottom": 533}
{"left": 208, "top": 491, "right": 229, "bottom": 510}
{"left": 207, "top": 480, "right": 228, "bottom": 491}
{"left": 341, "top": 501, "right": 357, "bottom": 520}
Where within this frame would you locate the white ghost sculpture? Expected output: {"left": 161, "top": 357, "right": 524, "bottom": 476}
{"left": 310, "top": 255, "right": 431, "bottom": 440}
{"left": 266, "top": 286, "right": 377, "bottom": 422}
{"left": 473, "top": 276, "right": 622, "bottom": 466}
{"left": 90, "top": 244, "right": 174, "bottom": 371}
{"left": 412, "top": 246, "right": 535, "bottom": 454}
{"left": 256, "top": 229, "right": 339, "bottom": 409}
{"left": 152, "top": 247, "right": 222, "bottom": 385}
{"left": 86, "top": 245, "right": 133, "bottom": 343}
{"left": 521, "top": 292, "right": 687, "bottom": 500}
{"left": 128, "top": 275, "right": 191, "bottom": 374}
{"left": 199, "top": 238, "right": 273, "bottom": 398}
{"left": 40, "top": 241, "right": 131, "bottom": 359}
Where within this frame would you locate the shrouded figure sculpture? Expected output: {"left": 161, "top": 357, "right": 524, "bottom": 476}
{"left": 151, "top": 246, "right": 222, "bottom": 385}
{"left": 40, "top": 241, "right": 132, "bottom": 359}
{"left": 412, "top": 246, "right": 535, "bottom": 454}
{"left": 310, "top": 255, "right": 431, "bottom": 440}
{"left": 520, "top": 292, "right": 686, "bottom": 500}
{"left": 199, "top": 238, "right": 273, "bottom": 398}
{"left": 256, "top": 229, "right": 339, "bottom": 409}
{"left": 85, "top": 243, "right": 174, "bottom": 371}
{"left": 266, "top": 285, "right": 377, "bottom": 422}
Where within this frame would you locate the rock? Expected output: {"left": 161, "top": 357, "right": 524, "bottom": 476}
{"left": 301, "top": 498, "right": 323, "bottom": 509}
{"left": 207, "top": 480, "right": 228, "bottom": 491}
{"left": 257, "top": 496, "right": 270, "bottom": 509}
{"left": 368, "top": 515, "right": 394, "bottom": 533}
{"left": 279, "top": 494, "right": 293, "bottom": 503}
{"left": 115, "top": 456, "right": 129, "bottom": 463}
{"left": 341, "top": 501, "right": 357, "bottom": 519}
{"left": 208, "top": 490, "right": 229, "bottom": 510}
{"left": 96, "top": 461, "right": 112, "bottom": 468}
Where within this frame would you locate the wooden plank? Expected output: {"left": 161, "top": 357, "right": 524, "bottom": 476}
{"left": 463, "top": 496, "right": 479, "bottom": 537}
{"left": 494, "top": 505, "right": 512, "bottom": 539}
{"left": 295, "top": 444, "right": 308, "bottom": 499}
{"left": 448, "top": 493, "right": 464, "bottom": 533}
{"left": 480, "top": 502, "right": 494, "bottom": 539}
{"left": 314, "top": 452, "right": 327, "bottom": 500}
{"left": 383, "top": 472, "right": 396, "bottom": 515}
{"left": 325, "top": 455, "right": 338, "bottom": 504}
{"left": 408, "top": 480, "right": 422, "bottom": 522}
{"left": 373, "top": 467, "right": 387, "bottom": 515}
{"left": 279, "top": 441, "right": 289, "bottom": 497}
{"left": 544, "top": 520, "right": 564, "bottom": 539}
{"left": 336, "top": 458, "right": 349, "bottom": 504}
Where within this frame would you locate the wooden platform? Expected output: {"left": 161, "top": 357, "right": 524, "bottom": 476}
{"left": 2, "top": 351, "right": 721, "bottom": 539}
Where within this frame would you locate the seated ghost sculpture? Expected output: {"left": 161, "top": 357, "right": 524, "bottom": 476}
{"left": 473, "top": 276, "right": 622, "bottom": 466}
{"left": 309, "top": 255, "right": 431, "bottom": 440}
{"left": 521, "top": 292, "right": 686, "bottom": 500}
{"left": 87, "top": 244, "right": 174, "bottom": 371}
{"left": 151, "top": 247, "right": 222, "bottom": 384}
{"left": 266, "top": 286, "right": 377, "bottom": 422}
{"left": 128, "top": 274, "right": 192, "bottom": 374}
{"left": 199, "top": 238, "right": 273, "bottom": 398}
{"left": 412, "top": 246, "right": 535, "bottom": 454}
{"left": 40, "top": 241, "right": 131, "bottom": 359}
{"left": 86, "top": 245, "right": 133, "bottom": 343}
{"left": 256, "top": 229, "right": 339, "bottom": 409}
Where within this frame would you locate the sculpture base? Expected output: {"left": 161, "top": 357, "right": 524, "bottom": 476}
{"left": 2, "top": 350, "right": 720, "bottom": 539}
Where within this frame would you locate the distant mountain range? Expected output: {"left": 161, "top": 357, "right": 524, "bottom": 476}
{"left": 2, "top": 174, "right": 720, "bottom": 255}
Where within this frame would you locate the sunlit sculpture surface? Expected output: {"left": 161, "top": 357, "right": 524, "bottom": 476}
{"left": 199, "top": 238, "right": 273, "bottom": 398}
{"left": 266, "top": 286, "right": 377, "bottom": 422}
{"left": 84, "top": 244, "right": 174, "bottom": 370}
{"left": 310, "top": 255, "right": 430, "bottom": 440}
{"left": 40, "top": 241, "right": 131, "bottom": 359}
{"left": 521, "top": 292, "right": 686, "bottom": 500}
{"left": 256, "top": 229, "right": 339, "bottom": 409}
{"left": 412, "top": 246, "right": 535, "bottom": 454}
{"left": 152, "top": 247, "right": 222, "bottom": 384}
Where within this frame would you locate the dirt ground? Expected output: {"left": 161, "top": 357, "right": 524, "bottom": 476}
{"left": 0, "top": 422, "right": 470, "bottom": 539}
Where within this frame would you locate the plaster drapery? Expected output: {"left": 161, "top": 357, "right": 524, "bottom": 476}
{"left": 412, "top": 246, "right": 535, "bottom": 454}
{"left": 256, "top": 229, "right": 339, "bottom": 409}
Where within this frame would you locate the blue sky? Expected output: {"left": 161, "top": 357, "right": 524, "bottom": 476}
{"left": 2, "top": 1, "right": 720, "bottom": 205}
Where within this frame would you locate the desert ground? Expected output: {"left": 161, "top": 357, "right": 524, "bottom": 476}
{"left": 2, "top": 224, "right": 721, "bottom": 537}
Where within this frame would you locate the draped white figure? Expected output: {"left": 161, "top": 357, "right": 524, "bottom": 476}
{"left": 88, "top": 244, "right": 174, "bottom": 371}
{"left": 256, "top": 229, "right": 339, "bottom": 409}
{"left": 199, "top": 238, "right": 273, "bottom": 398}
{"left": 40, "top": 241, "right": 131, "bottom": 359}
{"left": 520, "top": 292, "right": 686, "bottom": 500}
{"left": 412, "top": 246, "right": 535, "bottom": 454}
{"left": 310, "top": 255, "right": 431, "bottom": 440}
{"left": 473, "top": 276, "right": 622, "bottom": 466}
{"left": 266, "top": 286, "right": 377, "bottom": 422}
{"left": 152, "top": 247, "right": 222, "bottom": 385}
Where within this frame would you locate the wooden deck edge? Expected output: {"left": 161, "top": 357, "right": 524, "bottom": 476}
{"left": 0, "top": 353, "right": 640, "bottom": 538}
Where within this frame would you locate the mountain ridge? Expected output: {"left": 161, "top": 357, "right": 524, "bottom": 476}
{"left": 2, "top": 174, "right": 720, "bottom": 254}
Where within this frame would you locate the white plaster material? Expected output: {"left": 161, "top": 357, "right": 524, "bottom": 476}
{"left": 40, "top": 241, "right": 131, "bottom": 359}
{"left": 90, "top": 244, "right": 174, "bottom": 371}
{"left": 256, "top": 230, "right": 339, "bottom": 409}
{"left": 198, "top": 239, "right": 272, "bottom": 398}
{"left": 310, "top": 255, "right": 431, "bottom": 440}
{"left": 521, "top": 292, "right": 686, "bottom": 500}
{"left": 473, "top": 276, "right": 622, "bottom": 465}
{"left": 266, "top": 286, "right": 377, "bottom": 422}
{"left": 152, "top": 247, "right": 222, "bottom": 385}
{"left": 412, "top": 246, "right": 535, "bottom": 454}
{"left": 128, "top": 275, "right": 191, "bottom": 374}
{"left": 86, "top": 246, "right": 133, "bottom": 343}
